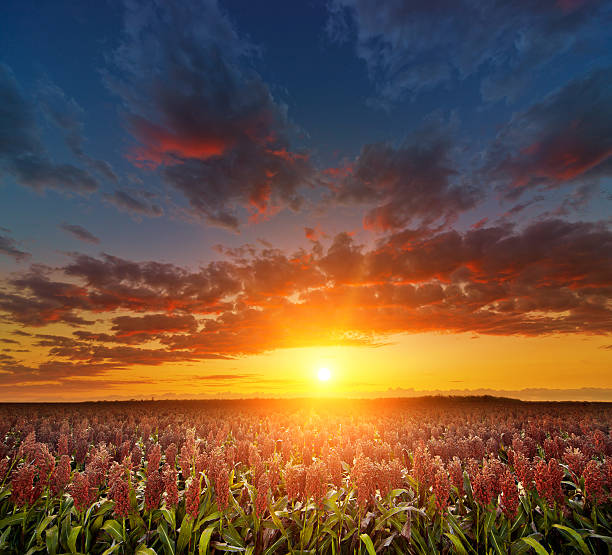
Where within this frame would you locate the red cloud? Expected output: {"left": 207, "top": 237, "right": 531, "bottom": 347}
{"left": 487, "top": 68, "right": 612, "bottom": 198}
{"left": 127, "top": 117, "right": 230, "bottom": 168}
{"left": 266, "top": 148, "right": 308, "bottom": 162}
{"left": 471, "top": 218, "right": 489, "bottom": 230}
{"left": 304, "top": 227, "right": 325, "bottom": 241}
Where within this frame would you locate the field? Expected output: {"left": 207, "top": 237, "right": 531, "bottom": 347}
{"left": 0, "top": 398, "right": 610, "bottom": 554}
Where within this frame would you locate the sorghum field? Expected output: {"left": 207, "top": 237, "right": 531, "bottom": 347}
{"left": 0, "top": 398, "right": 610, "bottom": 554}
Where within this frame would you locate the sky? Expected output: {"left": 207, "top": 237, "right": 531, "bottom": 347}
{"left": 0, "top": 0, "right": 611, "bottom": 402}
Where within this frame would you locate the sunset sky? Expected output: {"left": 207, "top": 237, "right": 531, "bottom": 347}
{"left": 1, "top": 0, "right": 611, "bottom": 402}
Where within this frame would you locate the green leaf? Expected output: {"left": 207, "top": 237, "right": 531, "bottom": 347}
{"left": 0, "top": 528, "right": 10, "bottom": 550}
{"left": 521, "top": 536, "right": 550, "bottom": 555}
{"left": 85, "top": 526, "right": 93, "bottom": 554}
{"left": 489, "top": 530, "right": 505, "bottom": 555}
{"left": 374, "top": 505, "right": 413, "bottom": 531}
{"left": 101, "top": 544, "right": 122, "bottom": 555}
{"left": 269, "top": 510, "right": 288, "bottom": 539}
{"left": 552, "top": 524, "right": 592, "bottom": 555}
{"left": 587, "top": 533, "right": 612, "bottom": 546}
{"left": 61, "top": 514, "right": 72, "bottom": 551}
{"left": 45, "top": 524, "right": 59, "bottom": 555}
{"left": 198, "top": 525, "right": 216, "bottom": 555}
{"left": 510, "top": 511, "right": 526, "bottom": 534}
{"left": 222, "top": 521, "right": 245, "bottom": 548}
{"left": 160, "top": 508, "right": 176, "bottom": 531}
{"left": 445, "top": 532, "right": 468, "bottom": 555}
{"left": 93, "top": 500, "right": 115, "bottom": 517}
{"left": 102, "top": 520, "right": 124, "bottom": 543}
{"left": 90, "top": 514, "right": 105, "bottom": 533}
{"left": 483, "top": 509, "right": 496, "bottom": 537}
{"left": 136, "top": 546, "right": 158, "bottom": 554}
{"left": 198, "top": 511, "right": 222, "bottom": 526}
{"left": 209, "top": 542, "right": 245, "bottom": 552}
{"left": 359, "top": 533, "right": 376, "bottom": 555}
{"left": 67, "top": 525, "right": 82, "bottom": 554}
{"left": 300, "top": 511, "right": 316, "bottom": 547}
{"left": 177, "top": 515, "right": 194, "bottom": 553}
{"left": 390, "top": 488, "right": 409, "bottom": 498}
{"left": 157, "top": 522, "right": 175, "bottom": 555}
{"left": 510, "top": 540, "right": 532, "bottom": 555}
{"left": 446, "top": 513, "right": 476, "bottom": 555}
{"left": 0, "top": 512, "right": 26, "bottom": 529}
{"left": 36, "top": 514, "right": 56, "bottom": 544}
{"left": 264, "top": 534, "right": 287, "bottom": 555}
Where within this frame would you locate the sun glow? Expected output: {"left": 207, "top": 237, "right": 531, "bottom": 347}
{"left": 317, "top": 367, "right": 332, "bottom": 381}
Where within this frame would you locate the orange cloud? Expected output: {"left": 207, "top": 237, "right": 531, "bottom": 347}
{"left": 1, "top": 218, "right": 611, "bottom": 388}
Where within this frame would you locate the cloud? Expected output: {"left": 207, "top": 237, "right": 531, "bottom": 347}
{"left": 0, "top": 269, "right": 95, "bottom": 327}
{"left": 326, "top": 0, "right": 609, "bottom": 105}
{"left": 0, "top": 252, "right": 241, "bottom": 327}
{"left": 1, "top": 217, "right": 610, "bottom": 386}
{"left": 110, "top": 314, "right": 198, "bottom": 337}
{"left": 105, "top": 0, "right": 313, "bottom": 229}
{"left": 546, "top": 182, "right": 599, "bottom": 217}
{"left": 497, "top": 195, "right": 546, "bottom": 222}
{"left": 0, "top": 233, "right": 30, "bottom": 262}
{"left": 326, "top": 115, "right": 479, "bottom": 231}
{"left": 103, "top": 189, "right": 163, "bottom": 218}
{"left": 60, "top": 223, "right": 100, "bottom": 244}
{"left": 0, "top": 338, "right": 18, "bottom": 344}
{"left": 0, "top": 360, "right": 128, "bottom": 386}
{"left": 485, "top": 67, "right": 612, "bottom": 198}
{"left": 0, "top": 63, "right": 98, "bottom": 193}
{"left": 37, "top": 79, "right": 118, "bottom": 182}
{"left": 192, "top": 373, "right": 261, "bottom": 381}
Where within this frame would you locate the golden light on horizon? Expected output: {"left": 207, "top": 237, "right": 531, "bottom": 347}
{"left": 317, "top": 367, "right": 332, "bottom": 382}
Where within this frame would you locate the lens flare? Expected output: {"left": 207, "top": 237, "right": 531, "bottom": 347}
{"left": 317, "top": 367, "right": 331, "bottom": 381}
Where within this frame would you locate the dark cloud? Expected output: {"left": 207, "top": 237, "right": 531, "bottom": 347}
{"left": 0, "top": 269, "right": 95, "bottom": 327}
{"left": 0, "top": 233, "right": 30, "bottom": 262}
{"left": 60, "top": 223, "right": 100, "bottom": 244}
{"left": 0, "top": 63, "right": 98, "bottom": 193}
{"left": 37, "top": 79, "right": 118, "bottom": 182}
{"left": 63, "top": 252, "right": 241, "bottom": 313}
{"left": 110, "top": 314, "right": 198, "bottom": 337}
{"left": 105, "top": 0, "right": 313, "bottom": 229}
{"left": 0, "top": 253, "right": 240, "bottom": 327}
{"left": 0, "top": 360, "right": 122, "bottom": 386}
{"left": 327, "top": 116, "right": 479, "bottom": 231}
{"left": 327, "top": 0, "right": 610, "bottom": 106}
{"left": 45, "top": 343, "right": 202, "bottom": 366}
{"left": 103, "top": 189, "right": 163, "bottom": 218}
{"left": 485, "top": 67, "right": 612, "bottom": 199}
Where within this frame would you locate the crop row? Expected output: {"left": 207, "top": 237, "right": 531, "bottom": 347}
{"left": 0, "top": 398, "right": 610, "bottom": 553}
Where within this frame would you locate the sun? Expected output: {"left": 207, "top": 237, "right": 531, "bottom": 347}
{"left": 317, "top": 367, "right": 331, "bottom": 382}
